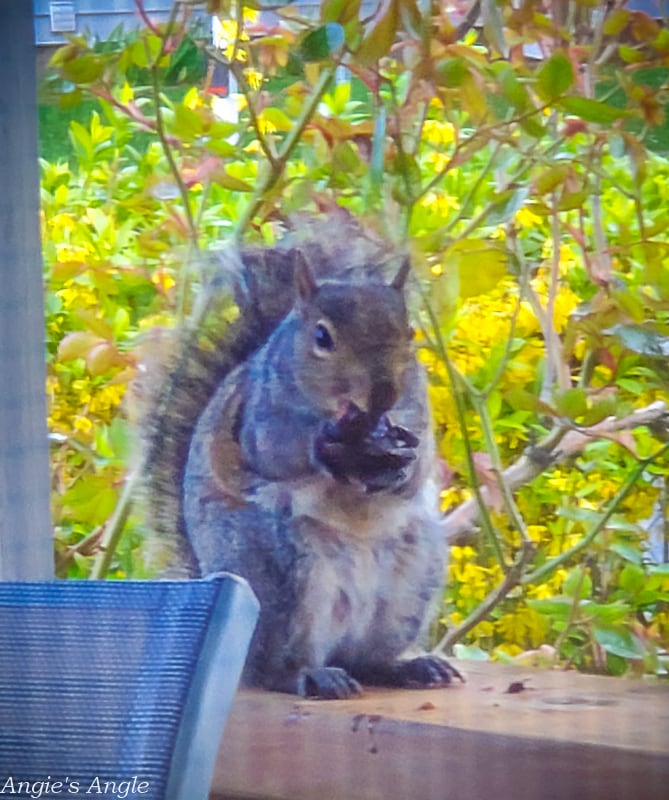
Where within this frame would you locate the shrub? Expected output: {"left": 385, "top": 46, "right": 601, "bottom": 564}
{"left": 43, "top": 0, "right": 669, "bottom": 676}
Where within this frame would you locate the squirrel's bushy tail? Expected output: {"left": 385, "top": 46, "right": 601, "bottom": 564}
{"left": 135, "top": 217, "right": 401, "bottom": 573}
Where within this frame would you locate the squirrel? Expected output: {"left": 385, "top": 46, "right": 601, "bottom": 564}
{"left": 140, "top": 217, "right": 463, "bottom": 699}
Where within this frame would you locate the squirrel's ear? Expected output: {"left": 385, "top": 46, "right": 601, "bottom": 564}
{"left": 390, "top": 256, "right": 411, "bottom": 290}
{"left": 294, "top": 250, "right": 318, "bottom": 303}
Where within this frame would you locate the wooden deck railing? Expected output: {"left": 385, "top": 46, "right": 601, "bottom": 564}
{"left": 212, "top": 660, "right": 669, "bottom": 800}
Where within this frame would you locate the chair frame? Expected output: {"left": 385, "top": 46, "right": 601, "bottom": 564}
{"left": 165, "top": 573, "right": 259, "bottom": 800}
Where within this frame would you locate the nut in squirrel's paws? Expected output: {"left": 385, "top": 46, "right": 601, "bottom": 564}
{"left": 314, "top": 402, "right": 419, "bottom": 493}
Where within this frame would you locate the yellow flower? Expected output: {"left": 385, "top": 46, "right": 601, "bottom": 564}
{"left": 88, "top": 384, "right": 126, "bottom": 419}
{"left": 515, "top": 206, "right": 543, "bottom": 229}
{"left": 245, "top": 69, "right": 263, "bottom": 90}
{"left": 495, "top": 607, "right": 548, "bottom": 648}
{"left": 183, "top": 87, "right": 203, "bottom": 110}
{"left": 471, "top": 620, "right": 495, "bottom": 639}
{"left": 212, "top": 17, "right": 249, "bottom": 62}
{"left": 49, "top": 213, "right": 77, "bottom": 234}
{"left": 526, "top": 524, "right": 548, "bottom": 543}
{"left": 418, "top": 189, "right": 459, "bottom": 220}
{"left": 425, "top": 151, "right": 450, "bottom": 172}
{"left": 440, "top": 486, "right": 472, "bottom": 513}
{"left": 57, "top": 283, "right": 98, "bottom": 309}
{"left": 423, "top": 119, "right": 456, "bottom": 147}
{"left": 73, "top": 416, "right": 93, "bottom": 434}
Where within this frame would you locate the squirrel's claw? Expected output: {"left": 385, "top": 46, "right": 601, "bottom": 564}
{"left": 391, "top": 655, "right": 465, "bottom": 688}
{"left": 297, "top": 666, "right": 364, "bottom": 700}
{"left": 356, "top": 655, "right": 465, "bottom": 689}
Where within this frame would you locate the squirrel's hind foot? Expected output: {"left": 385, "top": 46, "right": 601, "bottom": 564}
{"left": 297, "top": 666, "right": 364, "bottom": 700}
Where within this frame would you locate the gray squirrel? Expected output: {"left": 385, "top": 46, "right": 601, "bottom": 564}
{"left": 141, "top": 217, "right": 462, "bottom": 699}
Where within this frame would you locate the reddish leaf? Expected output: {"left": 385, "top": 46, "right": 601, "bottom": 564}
{"left": 58, "top": 331, "right": 102, "bottom": 362}
{"left": 86, "top": 342, "right": 122, "bottom": 377}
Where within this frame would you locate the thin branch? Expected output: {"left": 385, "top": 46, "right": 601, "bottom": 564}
{"left": 416, "top": 101, "right": 557, "bottom": 203}
{"left": 148, "top": 74, "right": 198, "bottom": 252}
{"left": 90, "top": 464, "right": 141, "bottom": 579}
{"left": 228, "top": 58, "right": 279, "bottom": 168}
{"left": 235, "top": 64, "right": 337, "bottom": 235}
{"left": 455, "top": 0, "right": 482, "bottom": 41}
{"left": 419, "top": 289, "right": 506, "bottom": 565}
{"left": 437, "top": 438, "right": 669, "bottom": 653}
{"left": 538, "top": 191, "right": 571, "bottom": 400}
{"left": 443, "top": 400, "right": 669, "bottom": 542}
{"left": 523, "top": 440, "right": 669, "bottom": 585}
{"left": 474, "top": 389, "right": 533, "bottom": 548}
{"left": 434, "top": 540, "right": 535, "bottom": 653}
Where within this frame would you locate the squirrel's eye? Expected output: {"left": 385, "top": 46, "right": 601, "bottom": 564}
{"left": 314, "top": 322, "right": 335, "bottom": 352}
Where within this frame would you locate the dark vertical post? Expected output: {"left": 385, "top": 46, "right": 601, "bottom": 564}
{"left": 0, "top": 0, "right": 54, "bottom": 579}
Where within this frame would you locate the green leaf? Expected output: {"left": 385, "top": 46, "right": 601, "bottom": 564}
{"left": 300, "top": 23, "right": 345, "bottom": 62}
{"left": 129, "top": 34, "right": 163, "bottom": 69}
{"left": 215, "top": 171, "right": 254, "bottom": 192}
{"left": 586, "top": 601, "right": 631, "bottom": 624}
{"left": 504, "top": 387, "right": 554, "bottom": 416}
{"left": 603, "top": 8, "right": 630, "bottom": 37}
{"left": 579, "top": 394, "right": 617, "bottom": 426}
{"left": 61, "top": 54, "right": 105, "bottom": 84}
{"left": 322, "top": 0, "right": 361, "bottom": 24}
{"left": 605, "top": 323, "right": 669, "bottom": 358}
{"left": 520, "top": 115, "right": 546, "bottom": 138}
{"left": 527, "top": 598, "right": 572, "bottom": 618}
{"left": 436, "top": 57, "right": 469, "bottom": 88}
{"left": 107, "top": 418, "right": 132, "bottom": 462}
{"left": 593, "top": 624, "right": 645, "bottom": 660}
{"left": 496, "top": 64, "right": 531, "bottom": 111}
{"left": 443, "top": 239, "right": 507, "bottom": 299}
{"left": 563, "top": 566, "right": 592, "bottom": 599}
{"left": 609, "top": 542, "right": 643, "bottom": 564}
{"left": 205, "top": 138, "right": 237, "bottom": 158}
{"left": 63, "top": 477, "right": 117, "bottom": 525}
{"left": 68, "top": 120, "right": 93, "bottom": 161}
{"left": 486, "top": 186, "right": 530, "bottom": 225}
{"left": 619, "top": 45, "right": 645, "bottom": 64}
{"left": 555, "top": 387, "right": 588, "bottom": 419}
{"left": 259, "top": 107, "right": 294, "bottom": 132}
{"left": 534, "top": 163, "right": 571, "bottom": 194}
{"left": 559, "top": 97, "right": 628, "bottom": 124}
{"left": 556, "top": 189, "right": 589, "bottom": 212}
{"left": 536, "top": 51, "right": 574, "bottom": 101}
{"left": 482, "top": 0, "right": 508, "bottom": 57}
{"left": 172, "top": 105, "right": 204, "bottom": 140}
{"left": 619, "top": 563, "right": 646, "bottom": 596}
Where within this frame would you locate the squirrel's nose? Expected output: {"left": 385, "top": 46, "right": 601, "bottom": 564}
{"left": 369, "top": 380, "right": 398, "bottom": 418}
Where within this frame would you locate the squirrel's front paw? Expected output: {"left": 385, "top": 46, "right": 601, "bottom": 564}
{"left": 358, "top": 656, "right": 465, "bottom": 688}
{"left": 391, "top": 656, "right": 465, "bottom": 688}
{"left": 297, "top": 666, "right": 363, "bottom": 700}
